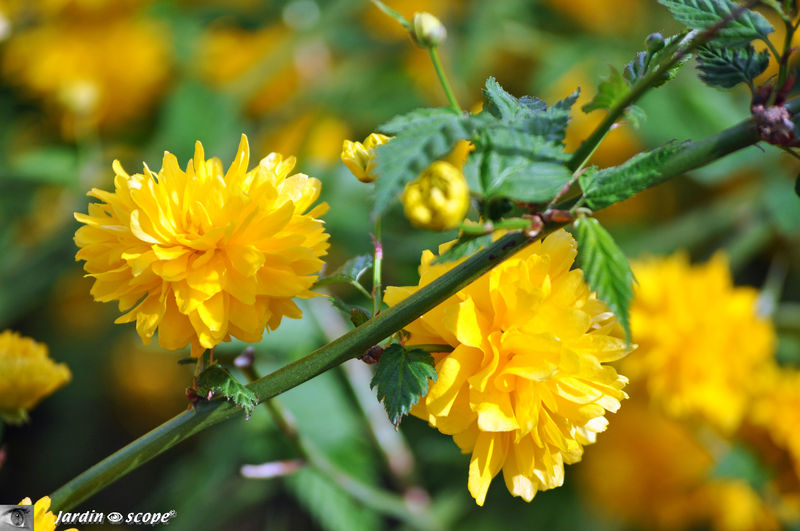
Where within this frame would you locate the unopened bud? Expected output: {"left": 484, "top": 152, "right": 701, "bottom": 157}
{"left": 341, "top": 133, "right": 391, "bottom": 183}
{"left": 646, "top": 33, "right": 664, "bottom": 54}
{"left": 402, "top": 161, "right": 469, "bottom": 231}
{"left": 411, "top": 12, "right": 446, "bottom": 48}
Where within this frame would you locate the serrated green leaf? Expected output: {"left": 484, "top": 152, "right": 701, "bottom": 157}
{"left": 370, "top": 345, "right": 437, "bottom": 427}
{"left": 196, "top": 365, "right": 258, "bottom": 417}
{"left": 482, "top": 76, "right": 546, "bottom": 122}
{"left": 625, "top": 33, "right": 691, "bottom": 87}
{"left": 579, "top": 142, "right": 689, "bottom": 210}
{"left": 658, "top": 0, "right": 774, "bottom": 46}
{"left": 314, "top": 255, "right": 373, "bottom": 288}
{"left": 531, "top": 89, "right": 580, "bottom": 144}
{"left": 433, "top": 233, "right": 493, "bottom": 264}
{"left": 486, "top": 161, "right": 572, "bottom": 203}
{"left": 696, "top": 43, "right": 770, "bottom": 88}
{"left": 466, "top": 124, "right": 571, "bottom": 202}
{"left": 379, "top": 107, "right": 460, "bottom": 135}
{"left": 574, "top": 217, "right": 634, "bottom": 343}
{"left": 583, "top": 67, "right": 630, "bottom": 114}
{"left": 373, "top": 110, "right": 474, "bottom": 214}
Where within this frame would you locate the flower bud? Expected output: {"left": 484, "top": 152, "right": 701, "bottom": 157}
{"left": 411, "top": 12, "right": 447, "bottom": 48}
{"left": 402, "top": 161, "right": 469, "bottom": 231}
{"left": 340, "top": 133, "right": 391, "bottom": 183}
{"left": 646, "top": 32, "right": 664, "bottom": 54}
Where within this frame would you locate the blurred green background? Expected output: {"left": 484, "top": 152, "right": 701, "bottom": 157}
{"left": 1, "top": 0, "right": 799, "bottom": 529}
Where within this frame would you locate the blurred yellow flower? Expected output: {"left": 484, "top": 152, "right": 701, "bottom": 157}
{"left": 108, "top": 335, "right": 191, "bottom": 431}
{"left": 2, "top": 15, "right": 170, "bottom": 134}
{"left": 401, "top": 161, "right": 469, "bottom": 231}
{"left": 261, "top": 112, "right": 352, "bottom": 168}
{"left": 0, "top": 330, "right": 71, "bottom": 423}
{"left": 626, "top": 253, "right": 776, "bottom": 433}
{"left": 341, "top": 133, "right": 391, "bottom": 183}
{"left": 18, "top": 496, "right": 76, "bottom": 531}
{"left": 384, "top": 230, "right": 630, "bottom": 505}
{"left": 197, "top": 24, "right": 300, "bottom": 117}
{"left": 74, "top": 134, "right": 329, "bottom": 357}
{"left": 544, "top": 0, "right": 644, "bottom": 35}
{"left": 577, "top": 397, "right": 778, "bottom": 530}
{"left": 751, "top": 368, "right": 800, "bottom": 478}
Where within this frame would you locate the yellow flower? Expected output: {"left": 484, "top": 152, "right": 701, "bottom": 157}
{"left": 197, "top": 24, "right": 299, "bottom": 117}
{"left": 18, "top": 497, "right": 76, "bottom": 531}
{"left": 577, "top": 397, "right": 779, "bottom": 530}
{"left": 74, "top": 134, "right": 329, "bottom": 357}
{"left": 401, "top": 161, "right": 469, "bottom": 231}
{"left": 2, "top": 15, "right": 170, "bottom": 135}
{"left": 751, "top": 368, "right": 800, "bottom": 478}
{"left": 384, "top": 230, "right": 630, "bottom": 505}
{"left": 0, "top": 330, "right": 71, "bottom": 423}
{"left": 340, "top": 133, "right": 391, "bottom": 183}
{"left": 626, "top": 253, "right": 776, "bottom": 433}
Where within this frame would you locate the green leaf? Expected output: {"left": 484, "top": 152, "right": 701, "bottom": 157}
{"left": 625, "top": 33, "right": 691, "bottom": 88}
{"left": 712, "top": 444, "right": 771, "bottom": 490}
{"left": 10, "top": 147, "right": 79, "bottom": 185}
{"left": 0, "top": 407, "right": 29, "bottom": 425}
{"left": 379, "top": 107, "right": 461, "bottom": 135}
{"left": 583, "top": 67, "right": 629, "bottom": 114}
{"left": 657, "top": 0, "right": 774, "bottom": 46}
{"left": 696, "top": 43, "right": 770, "bottom": 88}
{"left": 482, "top": 76, "right": 546, "bottom": 122}
{"left": 287, "top": 467, "right": 380, "bottom": 531}
{"left": 373, "top": 109, "right": 474, "bottom": 214}
{"left": 574, "top": 217, "right": 634, "bottom": 343}
{"left": 370, "top": 345, "right": 437, "bottom": 428}
{"left": 465, "top": 124, "right": 571, "bottom": 202}
{"left": 433, "top": 233, "right": 493, "bottom": 264}
{"left": 195, "top": 365, "right": 258, "bottom": 418}
{"left": 579, "top": 142, "right": 689, "bottom": 210}
{"left": 764, "top": 178, "right": 800, "bottom": 236}
{"left": 486, "top": 161, "right": 572, "bottom": 203}
{"left": 314, "top": 255, "right": 373, "bottom": 288}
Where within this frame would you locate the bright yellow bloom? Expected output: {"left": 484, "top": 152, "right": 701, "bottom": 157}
{"left": 751, "top": 368, "right": 800, "bottom": 478}
{"left": 340, "top": 133, "right": 391, "bottom": 183}
{"left": 0, "top": 330, "right": 71, "bottom": 423}
{"left": 18, "top": 497, "right": 76, "bottom": 531}
{"left": 74, "top": 134, "right": 329, "bottom": 357}
{"left": 626, "top": 253, "right": 776, "bottom": 433}
{"left": 384, "top": 230, "right": 630, "bottom": 504}
{"left": 401, "top": 161, "right": 469, "bottom": 231}
{"left": 2, "top": 15, "right": 170, "bottom": 135}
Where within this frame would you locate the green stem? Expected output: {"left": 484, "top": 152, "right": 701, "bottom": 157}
{"left": 350, "top": 280, "right": 373, "bottom": 302}
{"left": 372, "top": 217, "right": 383, "bottom": 316}
{"left": 429, "top": 47, "right": 462, "bottom": 113}
{"left": 568, "top": 1, "right": 760, "bottom": 173}
{"left": 48, "top": 101, "right": 800, "bottom": 512}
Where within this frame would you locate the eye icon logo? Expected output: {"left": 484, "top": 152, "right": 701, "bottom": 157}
{"left": 107, "top": 512, "right": 123, "bottom": 524}
{"left": 0, "top": 505, "right": 33, "bottom": 530}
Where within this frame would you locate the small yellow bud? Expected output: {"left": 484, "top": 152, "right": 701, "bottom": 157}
{"left": 411, "top": 12, "right": 447, "bottom": 48}
{"left": 340, "top": 133, "right": 391, "bottom": 183}
{"left": 402, "top": 161, "right": 469, "bottom": 231}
